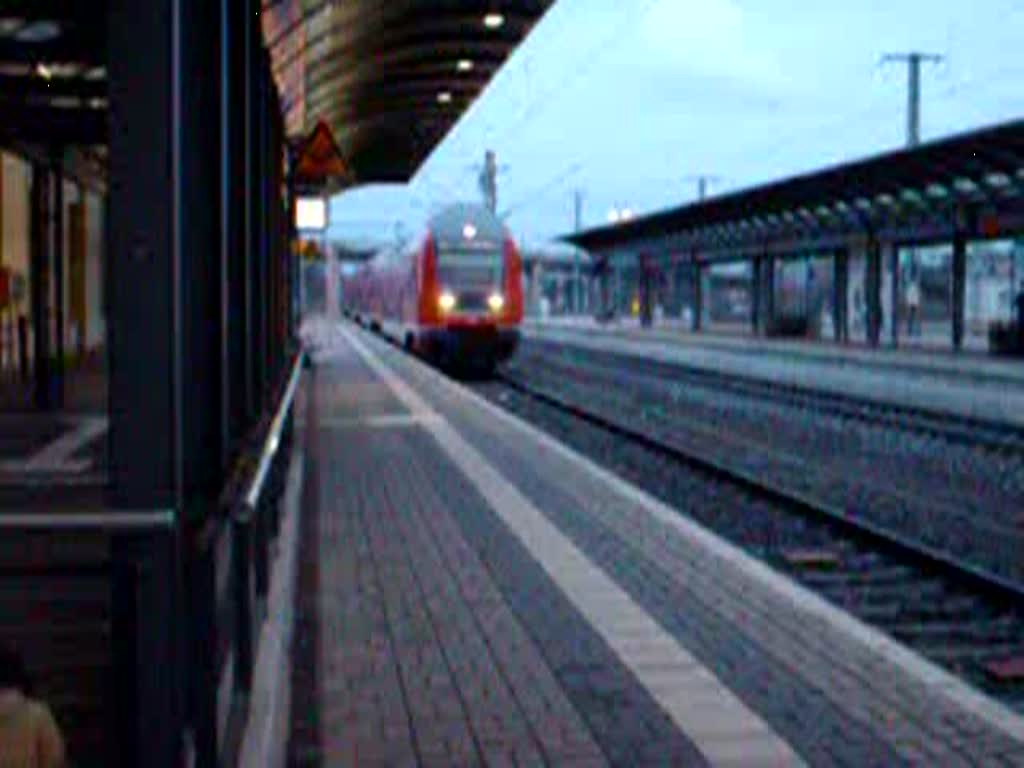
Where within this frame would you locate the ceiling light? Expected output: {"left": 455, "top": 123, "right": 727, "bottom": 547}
{"left": 15, "top": 20, "right": 61, "bottom": 43}
{"left": 35, "top": 63, "right": 53, "bottom": 80}
{"left": 0, "top": 17, "right": 23, "bottom": 37}
{"left": 463, "top": 223, "right": 477, "bottom": 239}
{"left": 437, "top": 91, "right": 452, "bottom": 104}
{"left": 483, "top": 12, "right": 505, "bottom": 29}
{"left": 456, "top": 59, "right": 474, "bottom": 73}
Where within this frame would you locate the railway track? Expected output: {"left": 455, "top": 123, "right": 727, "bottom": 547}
{"left": 507, "top": 340, "right": 1024, "bottom": 586}
{"left": 474, "top": 369, "right": 1024, "bottom": 714}
{"left": 523, "top": 337, "right": 1024, "bottom": 456}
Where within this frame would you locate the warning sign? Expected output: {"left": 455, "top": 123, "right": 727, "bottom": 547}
{"left": 293, "top": 121, "right": 351, "bottom": 190}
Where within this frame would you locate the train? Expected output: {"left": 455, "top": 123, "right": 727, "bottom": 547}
{"left": 344, "top": 202, "right": 524, "bottom": 372}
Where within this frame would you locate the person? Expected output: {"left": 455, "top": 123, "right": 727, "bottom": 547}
{"left": 905, "top": 279, "right": 921, "bottom": 337}
{"left": 0, "top": 644, "right": 65, "bottom": 768}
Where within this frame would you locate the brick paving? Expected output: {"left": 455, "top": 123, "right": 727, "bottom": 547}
{"left": 379, "top": 327, "right": 1024, "bottom": 767}
{"left": 288, "top": 325, "right": 1024, "bottom": 767}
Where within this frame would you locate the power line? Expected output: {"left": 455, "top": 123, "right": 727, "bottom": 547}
{"left": 434, "top": 0, "right": 666, "bottom": 181}
{"left": 500, "top": 162, "right": 582, "bottom": 219}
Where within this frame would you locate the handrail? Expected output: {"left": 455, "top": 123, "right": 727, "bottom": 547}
{"left": 236, "top": 348, "right": 305, "bottom": 521}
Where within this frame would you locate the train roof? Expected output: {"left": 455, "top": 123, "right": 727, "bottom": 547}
{"left": 429, "top": 203, "right": 508, "bottom": 247}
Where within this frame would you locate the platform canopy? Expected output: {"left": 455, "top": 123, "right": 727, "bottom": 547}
{"left": 564, "top": 119, "right": 1024, "bottom": 258}
{"left": 0, "top": 1, "right": 107, "bottom": 148}
{"left": 262, "top": 1, "right": 554, "bottom": 182}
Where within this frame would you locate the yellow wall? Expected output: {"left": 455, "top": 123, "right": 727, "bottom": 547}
{"left": 1, "top": 152, "right": 31, "bottom": 316}
{"left": 0, "top": 151, "right": 106, "bottom": 359}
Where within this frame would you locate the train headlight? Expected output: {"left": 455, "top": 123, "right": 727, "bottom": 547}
{"left": 488, "top": 293, "right": 505, "bottom": 312}
{"left": 438, "top": 291, "right": 457, "bottom": 312}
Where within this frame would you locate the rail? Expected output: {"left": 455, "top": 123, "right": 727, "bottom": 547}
{"left": 194, "top": 345, "right": 306, "bottom": 767}
{"left": 239, "top": 349, "right": 305, "bottom": 518}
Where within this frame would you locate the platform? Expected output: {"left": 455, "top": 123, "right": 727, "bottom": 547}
{"left": 285, "top": 319, "right": 1024, "bottom": 766}
{"left": 524, "top": 317, "right": 1024, "bottom": 428}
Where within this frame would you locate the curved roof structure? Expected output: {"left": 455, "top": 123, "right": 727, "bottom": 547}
{"left": 263, "top": 1, "right": 554, "bottom": 182}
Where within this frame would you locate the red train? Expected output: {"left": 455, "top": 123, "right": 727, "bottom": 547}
{"left": 345, "top": 202, "right": 524, "bottom": 371}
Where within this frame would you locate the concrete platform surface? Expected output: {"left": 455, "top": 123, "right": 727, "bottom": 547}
{"left": 528, "top": 316, "right": 1024, "bottom": 385}
{"left": 287, "top": 318, "right": 1024, "bottom": 767}
{"left": 525, "top": 318, "right": 1024, "bottom": 429}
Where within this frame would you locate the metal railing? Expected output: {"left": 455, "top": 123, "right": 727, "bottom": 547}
{"left": 190, "top": 345, "right": 305, "bottom": 768}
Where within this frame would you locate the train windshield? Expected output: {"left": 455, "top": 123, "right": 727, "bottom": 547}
{"left": 436, "top": 248, "right": 503, "bottom": 289}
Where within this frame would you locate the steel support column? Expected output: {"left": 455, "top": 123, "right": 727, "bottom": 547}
{"left": 223, "top": 0, "right": 248, "bottom": 459}
{"left": 108, "top": 0, "right": 224, "bottom": 763}
{"left": 889, "top": 243, "right": 900, "bottom": 347}
{"left": 243, "top": 0, "right": 258, "bottom": 422}
{"left": 252, "top": 52, "right": 268, "bottom": 409}
{"left": 751, "top": 255, "right": 761, "bottom": 334}
{"left": 834, "top": 248, "right": 848, "bottom": 342}
{"left": 866, "top": 239, "right": 882, "bottom": 346}
{"left": 29, "top": 163, "right": 51, "bottom": 410}
{"left": 51, "top": 152, "right": 65, "bottom": 408}
{"left": 639, "top": 253, "right": 653, "bottom": 328}
{"left": 762, "top": 254, "right": 776, "bottom": 334}
{"left": 952, "top": 231, "right": 967, "bottom": 351}
{"left": 692, "top": 259, "right": 702, "bottom": 332}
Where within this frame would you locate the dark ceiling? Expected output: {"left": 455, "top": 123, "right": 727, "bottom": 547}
{"left": 0, "top": 1, "right": 553, "bottom": 183}
{"left": 263, "top": 1, "right": 554, "bottom": 182}
{"left": 0, "top": 0, "right": 107, "bottom": 148}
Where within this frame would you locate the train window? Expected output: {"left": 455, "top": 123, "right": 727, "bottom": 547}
{"left": 437, "top": 248, "right": 503, "bottom": 289}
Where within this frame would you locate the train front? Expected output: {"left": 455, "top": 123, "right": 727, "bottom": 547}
{"left": 419, "top": 203, "right": 523, "bottom": 370}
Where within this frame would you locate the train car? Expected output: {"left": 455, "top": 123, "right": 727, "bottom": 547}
{"left": 346, "top": 202, "right": 524, "bottom": 371}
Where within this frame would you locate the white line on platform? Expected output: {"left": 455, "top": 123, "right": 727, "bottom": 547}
{"left": 298, "top": 413, "right": 442, "bottom": 431}
{"left": 373, "top": 326, "right": 1024, "bottom": 747}
{"left": 342, "top": 325, "right": 806, "bottom": 767}
{"left": 0, "top": 416, "right": 108, "bottom": 475}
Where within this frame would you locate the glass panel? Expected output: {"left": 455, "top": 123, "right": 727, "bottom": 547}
{"left": 964, "top": 239, "right": 1018, "bottom": 351}
{"left": 705, "top": 261, "right": 753, "bottom": 335}
{"left": 900, "top": 244, "right": 952, "bottom": 349}
{"left": 847, "top": 252, "right": 868, "bottom": 344}
{"left": 436, "top": 248, "right": 503, "bottom": 290}
{"left": 881, "top": 249, "right": 894, "bottom": 347}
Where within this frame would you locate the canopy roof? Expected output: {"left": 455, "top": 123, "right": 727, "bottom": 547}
{"left": 565, "top": 119, "right": 1024, "bottom": 257}
{"left": 263, "top": 1, "right": 553, "bottom": 182}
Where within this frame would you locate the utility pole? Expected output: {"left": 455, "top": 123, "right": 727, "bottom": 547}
{"left": 475, "top": 149, "right": 509, "bottom": 213}
{"left": 683, "top": 174, "right": 720, "bottom": 202}
{"left": 881, "top": 52, "right": 944, "bottom": 147}
{"left": 880, "top": 52, "right": 943, "bottom": 344}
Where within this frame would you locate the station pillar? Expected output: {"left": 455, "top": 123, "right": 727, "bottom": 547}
{"left": 51, "top": 151, "right": 65, "bottom": 409}
{"left": 108, "top": 0, "right": 230, "bottom": 763}
{"left": 639, "top": 253, "right": 654, "bottom": 328}
{"left": 866, "top": 238, "right": 882, "bottom": 347}
{"left": 751, "top": 255, "right": 761, "bottom": 334}
{"left": 833, "top": 248, "right": 849, "bottom": 342}
{"left": 761, "top": 254, "right": 776, "bottom": 335}
{"left": 29, "top": 162, "right": 51, "bottom": 410}
{"left": 952, "top": 231, "right": 967, "bottom": 351}
{"left": 597, "top": 258, "right": 611, "bottom": 318}
{"left": 691, "top": 259, "right": 702, "bottom": 332}
{"left": 528, "top": 260, "right": 543, "bottom": 316}
{"left": 888, "top": 243, "right": 900, "bottom": 348}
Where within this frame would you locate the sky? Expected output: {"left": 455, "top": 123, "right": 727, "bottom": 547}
{"left": 328, "top": 0, "right": 1024, "bottom": 251}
